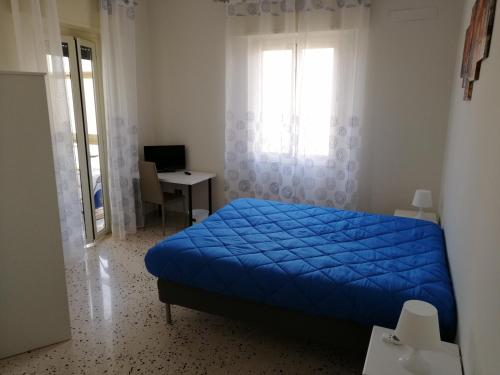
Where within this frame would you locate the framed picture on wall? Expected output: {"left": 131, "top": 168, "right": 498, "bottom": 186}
{"left": 460, "top": 0, "right": 497, "bottom": 100}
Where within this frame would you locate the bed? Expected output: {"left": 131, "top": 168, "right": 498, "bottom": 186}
{"left": 145, "top": 198, "right": 457, "bottom": 341}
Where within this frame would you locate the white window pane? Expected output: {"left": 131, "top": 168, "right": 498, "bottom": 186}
{"left": 63, "top": 56, "right": 79, "bottom": 171}
{"left": 298, "top": 48, "right": 334, "bottom": 156}
{"left": 63, "top": 57, "right": 77, "bottom": 136}
{"left": 261, "top": 49, "right": 293, "bottom": 154}
{"left": 81, "top": 59, "right": 98, "bottom": 135}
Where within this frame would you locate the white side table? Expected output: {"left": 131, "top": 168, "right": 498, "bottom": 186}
{"left": 394, "top": 209, "right": 438, "bottom": 224}
{"left": 363, "top": 326, "right": 462, "bottom": 375}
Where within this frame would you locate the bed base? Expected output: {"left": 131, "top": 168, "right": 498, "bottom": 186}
{"left": 157, "top": 278, "right": 371, "bottom": 347}
{"left": 165, "top": 303, "right": 172, "bottom": 324}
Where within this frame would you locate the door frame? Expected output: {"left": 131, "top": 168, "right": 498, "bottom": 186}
{"left": 62, "top": 35, "right": 94, "bottom": 242}
{"left": 62, "top": 32, "right": 110, "bottom": 242}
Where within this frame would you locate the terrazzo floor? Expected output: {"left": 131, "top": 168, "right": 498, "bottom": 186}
{"left": 0, "top": 214, "right": 366, "bottom": 375}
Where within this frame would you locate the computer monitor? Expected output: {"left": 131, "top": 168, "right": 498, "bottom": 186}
{"left": 144, "top": 145, "right": 186, "bottom": 172}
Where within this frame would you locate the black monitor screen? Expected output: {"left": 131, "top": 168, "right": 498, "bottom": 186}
{"left": 144, "top": 145, "right": 186, "bottom": 172}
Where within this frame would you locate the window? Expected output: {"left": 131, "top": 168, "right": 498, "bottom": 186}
{"left": 259, "top": 39, "right": 336, "bottom": 157}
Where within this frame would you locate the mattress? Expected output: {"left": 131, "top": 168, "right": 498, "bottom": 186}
{"left": 145, "top": 198, "right": 457, "bottom": 340}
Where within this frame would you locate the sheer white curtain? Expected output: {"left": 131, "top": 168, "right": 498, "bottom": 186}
{"left": 100, "top": 0, "right": 141, "bottom": 239}
{"left": 6, "top": 0, "right": 85, "bottom": 266}
{"left": 225, "top": 0, "right": 370, "bottom": 209}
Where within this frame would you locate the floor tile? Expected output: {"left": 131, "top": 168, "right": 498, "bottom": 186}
{"left": 0, "top": 216, "right": 365, "bottom": 374}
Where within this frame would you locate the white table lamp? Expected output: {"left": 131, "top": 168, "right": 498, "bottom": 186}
{"left": 412, "top": 190, "right": 433, "bottom": 219}
{"left": 395, "top": 300, "right": 441, "bottom": 374}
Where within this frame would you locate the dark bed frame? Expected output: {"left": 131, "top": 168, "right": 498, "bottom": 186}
{"left": 157, "top": 278, "right": 372, "bottom": 346}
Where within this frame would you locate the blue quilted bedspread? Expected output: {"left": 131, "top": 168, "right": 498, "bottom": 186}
{"left": 145, "top": 198, "right": 456, "bottom": 340}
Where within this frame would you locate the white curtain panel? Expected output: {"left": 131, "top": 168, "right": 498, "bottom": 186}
{"left": 100, "top": 0, "right": 141, "bottom": 239}
{"left": 225, "top": 0, "right": 370, "bottom": 209}
{"left": 8, "top": 0, "right": 85, "bottom": 266}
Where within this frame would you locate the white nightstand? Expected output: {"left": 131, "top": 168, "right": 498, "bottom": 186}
{"left": 394, "top": 209, "right": 438, "bottom": 224}
{"left": 363, "top": 326, "right": 462, "bottom": 375}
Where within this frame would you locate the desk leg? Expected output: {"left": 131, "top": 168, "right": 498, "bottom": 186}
{"left": 188, "top": 185, "right": 193, "bottom": 226}
{"left": 208, "top": 178, "right": 212, "bottom": 215}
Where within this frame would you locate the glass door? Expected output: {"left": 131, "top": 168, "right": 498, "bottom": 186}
{"left": 62, "top": 36, "right": 108, "bottom": 243}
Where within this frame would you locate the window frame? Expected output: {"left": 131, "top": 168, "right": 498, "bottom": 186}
{"left": 249, "top": 31, "right": 340, "bottom": 159}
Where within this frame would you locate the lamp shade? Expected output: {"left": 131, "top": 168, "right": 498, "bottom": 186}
{"left": 395, "top": 300, "right": 441, "bottom": 351}
{"left": 412, "top": 190, "right": 433, "bottom": 209}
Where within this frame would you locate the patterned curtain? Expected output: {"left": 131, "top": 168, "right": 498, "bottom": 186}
{"left": 224, "top": 0, "right": 370, "bottom": 209}
{"left": 8, "top": 0, "right": 85, "bottom": 266}
{"left": 100, "top": 0, "right": 141, "bottom": 238}
{"left": 226, "top": 0, "right": 371, "bottom": 16}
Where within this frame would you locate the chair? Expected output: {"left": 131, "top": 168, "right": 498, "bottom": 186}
{"left": 139, "top": 161, "right": 186, "bottom": 234}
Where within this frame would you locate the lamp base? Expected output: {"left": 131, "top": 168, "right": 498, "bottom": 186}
{"left": 415, "top": 208, "right": 425, "bottom": 219}
{"left": 399, "top": 348, "right": 430, "bottom": 375}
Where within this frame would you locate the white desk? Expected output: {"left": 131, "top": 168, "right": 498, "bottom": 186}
{"left": 158, "top": 171, "right": 216, "bottom": 225}
{"left": 363, "top": 326, "right": 462, "bottom": 375}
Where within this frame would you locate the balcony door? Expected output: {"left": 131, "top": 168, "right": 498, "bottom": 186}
{"left": 62, "top": 36, "right": 108, "bottom": 243}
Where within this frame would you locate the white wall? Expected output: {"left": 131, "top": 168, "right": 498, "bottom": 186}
{"left": 134, "top": 0, "right": 156, "bottom": 156}
{"left": 362, "top": 0, "right": 463, "bottom": 213}
{"left": 57, "top": 0, "right": 99, "bottom": 31}
{"left": 0, "top": 1, "right": 17, "bottom": 70}
{"left": 148, "top": 0, "right": 226, "bottom": 210}
{"left": 441, "top": 1, "right": 500, "bottom": 374}
{"left": 145, "top": 0, "right": 463, "bottom": 214}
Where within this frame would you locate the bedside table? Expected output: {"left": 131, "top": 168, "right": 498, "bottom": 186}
{"left": 394, "top": 209, "right": 438, "bottom": 224}
{"left": 363, "top": 326, "right": 461, "bottom": 375}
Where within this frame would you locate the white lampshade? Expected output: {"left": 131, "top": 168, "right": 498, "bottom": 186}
{"left": 412, "top": 190, "right": 433, "bottom": 209}
{"left": 395, "top": 300, "right": 441, "bottom": 351}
